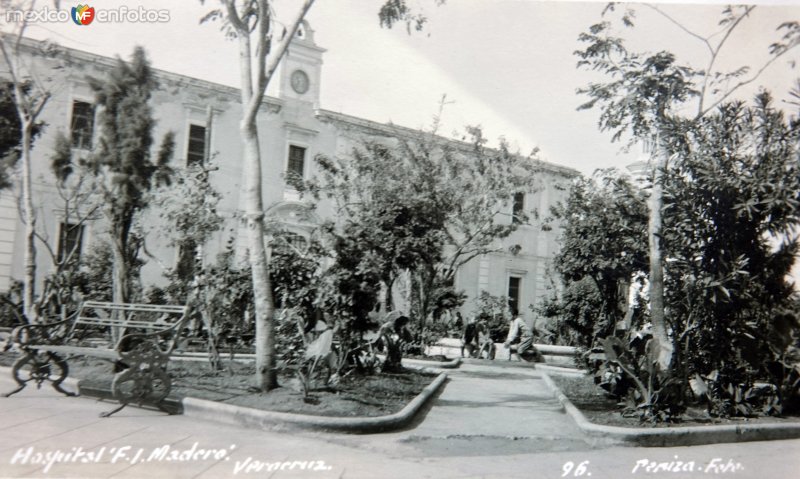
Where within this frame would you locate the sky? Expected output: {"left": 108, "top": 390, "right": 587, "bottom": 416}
{"left": 7, "top": 0, "right": 800, "bottom": 175}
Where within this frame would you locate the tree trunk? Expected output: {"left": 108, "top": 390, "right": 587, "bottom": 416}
{"left": 20, "top": 121, "right": 36, "bottom": 322}
{"left": 382, "top": 277, "right": 395, "bottom": 312}
{"left": 404, "top": 268, "right": 412, "bottom": 313}
{"left": 110, "top": 230, "right": 130, "bottom": 345}
{"left": 648, "top": 143, "right": 673, "bottom": 370}
{"left": 224, "top": 0, "right": 315, "bottom": 392}
{"left": 415, "top": 267, "right": 436, "bottom": 341}
{"left": 241, "top": 122, "right": 278, "bottom": 392}
{"left": 111, "top": 229, "right": 130, "bottom": 304}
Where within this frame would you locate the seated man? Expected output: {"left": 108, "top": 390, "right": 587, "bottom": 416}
{"left": 373, "top": 311, "right": 412, "bottom": 371}
{"left": 503, "top": 311, "right": 538, "bottom": 361}
{"left": 476, "top": 319, "right": 496, "bottom": 360}
{"left": 461, "top": 318, "right": 479, "bottom": 358}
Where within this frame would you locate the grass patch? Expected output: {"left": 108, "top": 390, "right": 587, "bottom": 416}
{"left": 1, "top": 351, "right": 436, "bottom": 417}
{"left": 549, "top": 373, "right": 800, "bottom": 428}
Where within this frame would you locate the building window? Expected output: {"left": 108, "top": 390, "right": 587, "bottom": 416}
{"left": 272, "top": 232, "right": 307, "bottom": 256}
{"left": 512, "top": 192, "right": 525, "bottom": 224}
{"left": 186, "top": 124, "right": 206, "bottom": 166}
{"left": 70, "top": 100, "right": 94, "bottom": 150}
{"left": 508, "top": 276, "right": 521, "bottom": 316}
{"left": 57, "top": 222, "right": 84, "bottom": 263}
{"left": 286, "top": 145, "right": 306, "bottom": 183}
{"left": 175, "top": 239, "right": 197, "bottom": 281}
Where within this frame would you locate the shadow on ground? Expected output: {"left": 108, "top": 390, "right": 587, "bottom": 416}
{"left": 398, "top": 434, "right": 600, "bottom": 456}
{"left": 454, "top": 370, "right": 538, "bottom": 380}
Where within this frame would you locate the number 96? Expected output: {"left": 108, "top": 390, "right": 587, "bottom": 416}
{"left": 562, "top": 460, "right": 590, "bottom": 477}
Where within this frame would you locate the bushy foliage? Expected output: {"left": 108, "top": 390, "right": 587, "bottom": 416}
{"left": 0, "top": 81, "right": 44, "bottom": 190}
{"left": 569, "top": 95, "right": 800, "bottom": 420}
{"left": 197, "top": 241, "right": 254, "bottom": 340}
{"left": 536, "top": 277, "right": 604, "bottom": 348}
{"left": 268, "top": 231, "right": 327, "bottom": 367}
{"left": 71, "top": 240, "right": 119, "bottom": 302}
{"left": 157, "top": 160, "right": 223, "bottom": 284}
{"left": 473, "top": 291, "right": 512, "bottom": 343}
{"left": 548, "top": 170, "right": 648, "bottom": 347}
{"left": 595, "top": 333, "right": 686, "bottom": 423}
{"left": 0, "top": 280, "right": 24, "bottom": 327}
{"left": 572, "top": 4, "right": 800, "bottom": 420}
{"left": 660, "top": 94, "right": 800, "bottom": 416}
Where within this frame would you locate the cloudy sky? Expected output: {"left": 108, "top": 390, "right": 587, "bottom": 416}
{"left": 12, "top": 0, "right": 800, "bottom": 174}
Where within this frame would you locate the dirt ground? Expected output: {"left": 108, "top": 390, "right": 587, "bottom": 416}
{"left": 0, "top": 352, "right": 436, "bottom": 417}
{"left": 550, "top": 373, "right": 800, "bottom": 428}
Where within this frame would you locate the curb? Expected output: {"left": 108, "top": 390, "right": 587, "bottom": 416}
{"left": 536, "top": 364, "right": 586, "bottom": 376}
{"left": 2, "top": 364, "right": 448, "bottom": 434}
{"left": 171, "top": 354, "right": 462, "bottom": 369}
{"left": 389, "top": 356, "right": 461, "bottom": 370}
{"left": 182, "top": 372, "right": 448, "bottom": 433}
{"left": 541, "top": 372, "right": 800, "bottom": 447}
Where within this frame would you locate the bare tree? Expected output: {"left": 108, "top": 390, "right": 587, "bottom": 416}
{"left": 203, "top": 0, "right": 444, "bottom": 391}
{"left": 31, "top": 131, "right": 100, "bottom": 317}
{"left": 0, "top": 0, "right": 61, "bottom": 321}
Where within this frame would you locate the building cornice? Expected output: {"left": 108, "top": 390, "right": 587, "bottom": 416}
{"left": 12, "top": 36, "right": 283, "bottom": 113}
{"left": 11, "top": 37, "right": 581, "bottom": 179}
{"left": 315, "top": 109, "right": 581, "bottom": 178}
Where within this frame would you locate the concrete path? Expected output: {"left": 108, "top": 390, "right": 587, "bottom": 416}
{"left": 0, "top": 360, "right": 798, "bottom": 478}
{"left": 318, "top": 360, "right": 598, "bottom": 458}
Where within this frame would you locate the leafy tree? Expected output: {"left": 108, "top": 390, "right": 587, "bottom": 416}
{"left": 85, "top": 47, "right": 174, "bottom": 306}
{"left": 550, "top": 169, "right": 648, "bottom": 345}
{"left": 0, "top": 81, "right": 43, "bottom": 190}
{"left": 156, "top": 158, "right": 224, "bottom": 366}
{"left": 159, "top": 161, "right": 222, "bottom": 284}
{"left": 203, "top": 0, "right": 445, "bottom": 391}
{"left": 537, "top": 277, "right": 605, "bottom": 348}
{"left": 303, "top": 124, "right": 540, "bottom": 343}
{"left": 320, "top": 221, "right": 384, "bottom": 335}
{"left": 0, "top": 279, "right": 24, "bottom": 327}
{"left": 304, "top": 138, "right": 448, "bottom": 321}
{"left": 412, "top": 127, "right": 540, "bottom": 332}
{"left": 72, "top": 240, "right": 115, "bottom": 303}
{"left": 662, "top": 94, "right": 800, "bottom": 411}
{"left": 575, "top": 4, "right": 800, "bottom": 370}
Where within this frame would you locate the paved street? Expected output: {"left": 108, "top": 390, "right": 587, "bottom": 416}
{"left": 0, "top": 360, "right": 798, "bottom": 478}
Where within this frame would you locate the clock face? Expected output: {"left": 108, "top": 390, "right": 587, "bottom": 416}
{"left": 290, "top": 69, "right": 310, "bottom": 94}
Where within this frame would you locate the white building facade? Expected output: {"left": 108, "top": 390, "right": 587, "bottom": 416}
{"left": 0, "top": 24, "right": 578, "bottom": 325}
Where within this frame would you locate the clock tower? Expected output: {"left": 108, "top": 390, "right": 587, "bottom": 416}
{"left": 277, "top": 20, "right": 325, "bottom": 108}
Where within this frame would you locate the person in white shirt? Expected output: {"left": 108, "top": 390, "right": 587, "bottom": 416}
{"left": 504, "top": 310, "right": 536, "bottom": 360}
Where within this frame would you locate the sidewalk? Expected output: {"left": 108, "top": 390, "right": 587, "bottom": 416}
{"left": 0, "top": 360, "right": 798, "bottom": 478}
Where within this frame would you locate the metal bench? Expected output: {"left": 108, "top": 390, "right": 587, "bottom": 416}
{"left": 4, "top": 301, "right": 188, "bottom": 417}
